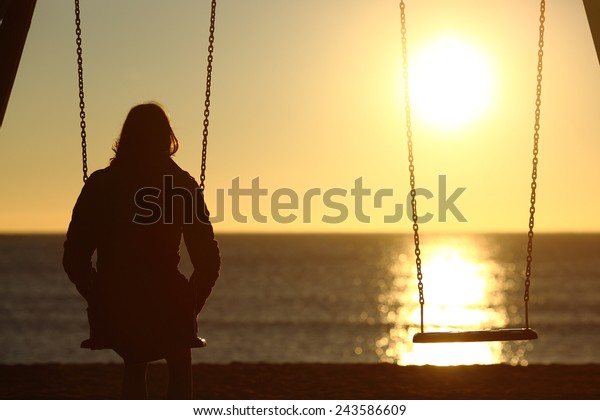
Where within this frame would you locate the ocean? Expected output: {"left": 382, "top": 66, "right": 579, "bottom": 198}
{"left": 1, "top": 233, "right": 599, "bottom": 366}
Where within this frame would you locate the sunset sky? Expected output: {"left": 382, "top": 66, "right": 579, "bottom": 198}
{"left": 1, "top": 0, "right": 598, "bottom": 233}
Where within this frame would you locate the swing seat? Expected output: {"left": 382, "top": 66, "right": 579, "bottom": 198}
{"left": 413, "top": 328, "right": 538, "bottom": 343}
{"left": 80, "top": 336, "right": 207, "bottom": 349}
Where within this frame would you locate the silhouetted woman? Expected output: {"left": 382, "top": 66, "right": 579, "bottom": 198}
{"left": 63, "top": 102, "right": 220, "bottom": 399}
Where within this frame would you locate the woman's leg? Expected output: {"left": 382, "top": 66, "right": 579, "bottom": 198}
{"left": 165, "top": 347, "right": 192, "bottom": 399}
{"left": 122, "top": 362, "right": 148, "bottom": 399}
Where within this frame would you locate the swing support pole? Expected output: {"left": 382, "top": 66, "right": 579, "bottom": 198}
{"left": 584, "top": 0, "right": 600, "bottom": 65}
{"left": 0, "top": 0, "right": 37, "bottom": 127}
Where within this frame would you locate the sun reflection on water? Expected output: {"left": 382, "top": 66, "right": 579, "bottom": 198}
{"left": 377, "top": 237, "right": 534, "bottom": 366}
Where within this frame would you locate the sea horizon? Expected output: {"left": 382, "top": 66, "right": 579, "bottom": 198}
{"left": 1, "top": 233, "right": 599, "bottom": 366}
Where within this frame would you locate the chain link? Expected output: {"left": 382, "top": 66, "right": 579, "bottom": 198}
{"left": 524, "top": 0, "right": 546, "bottom": 328}
{"left": 399, "top": 1, "right": 425, "bottom": 333}
{"left": 74, "top": 0, "right": 88, "bottom": 183}
{"left": 199, "top": 0, "right": 217, "bottom": 191}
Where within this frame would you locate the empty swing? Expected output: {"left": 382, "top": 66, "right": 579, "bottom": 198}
{"left": 73, "top": 0, "right": 218, "bottom": 349}
{"left": 398, "top": 0, "right": 544, "bottom": 344}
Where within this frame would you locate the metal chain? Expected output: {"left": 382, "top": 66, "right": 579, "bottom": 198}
{"left": 399, "top": 0, "right": 425, "bottom": 333}
{"left": 524, "top": 0, "right": 546, "bottom": 329}
{"left": 74, "top": 0, "right": 88, "bottom": 183}
{"left": 199, "top": 0, "right": 217, "bottom": 191}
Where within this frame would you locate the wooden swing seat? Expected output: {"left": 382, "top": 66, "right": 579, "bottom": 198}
{"left": 80, "top": 336, "right": 207, "bottom": 349}
{"left": 413, "top": 328, "right": 538, "bottom": 343}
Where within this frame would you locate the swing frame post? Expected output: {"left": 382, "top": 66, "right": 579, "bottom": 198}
{"left": 584, "top": 0, "right": 600, "bottom": 65}
{"left": 0, "top": 0, "right": 37, "bottom": 127}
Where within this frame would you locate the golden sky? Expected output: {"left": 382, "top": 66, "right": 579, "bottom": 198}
{"left": 0, "top": 0, "right": 598, "bottom": 233}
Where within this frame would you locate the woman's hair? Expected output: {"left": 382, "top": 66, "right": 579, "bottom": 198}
{"left": 111, "top": 102, "right": 179, "bottom": 164}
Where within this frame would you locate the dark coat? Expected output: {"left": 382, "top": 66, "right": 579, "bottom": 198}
{"left": 63, "top": 158, "right": 220, "bottom": 363}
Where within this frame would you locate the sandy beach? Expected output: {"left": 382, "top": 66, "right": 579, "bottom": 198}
{"left": 0, "top": 363, "right": 598, "bottom": 400}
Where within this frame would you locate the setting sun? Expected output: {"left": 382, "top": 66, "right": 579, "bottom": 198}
{"left": 407, "top": 36, "right": 495, "bottom": 131}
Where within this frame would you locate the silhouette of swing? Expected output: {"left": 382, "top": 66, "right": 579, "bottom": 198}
{"left": 73, "top": 0, "right": 218, "bottom": 350}
{"left": 398, "top": 0, "right": 543, "bottom": 344}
